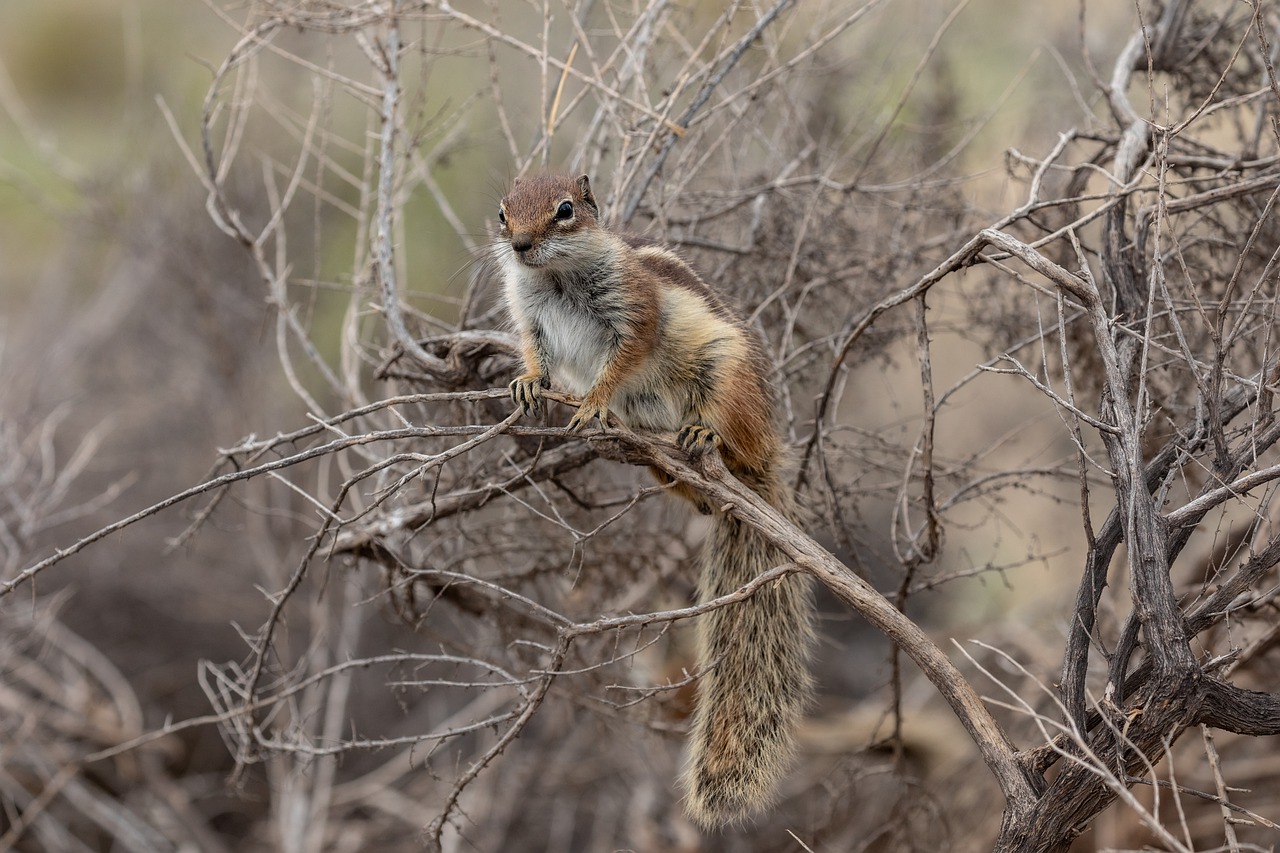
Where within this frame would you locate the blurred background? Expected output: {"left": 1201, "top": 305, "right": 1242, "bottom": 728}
{"left": 6, "top": 1, "right": 1278, "bottom": 852}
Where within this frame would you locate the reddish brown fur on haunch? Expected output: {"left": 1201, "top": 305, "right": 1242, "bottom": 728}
{"left": 496, "top": 174, "right": 814, "bottom": 827}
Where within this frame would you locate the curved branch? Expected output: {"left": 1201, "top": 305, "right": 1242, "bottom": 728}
{"left": 1166, "top": 461, "right": 1280, "bottom": 527}
{"left": 799, "top": 225, "right": 1096, "bottom": 487}
{"left": 591, "top": 426, "right": 1042, "bottom": 815}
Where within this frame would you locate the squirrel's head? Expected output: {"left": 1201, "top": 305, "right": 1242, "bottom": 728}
{"left": 497, "top": 174, "right": 603, "bottom": 269}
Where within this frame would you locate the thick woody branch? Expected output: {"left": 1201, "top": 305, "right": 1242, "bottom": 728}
{"left": 1197, "top": 679, "right": 1280, "bottom": 736}
{"left": 589, "top": 426, "right": 1042, "bottom": 815}
{"left": 983, "top": 142, "right": 1198, "bottom": 689}
{"left": 1061, "top": 369, "right": 1273, "bottom": 726}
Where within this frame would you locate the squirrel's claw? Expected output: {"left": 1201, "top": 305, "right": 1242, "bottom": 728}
{"left": 677, "top": 423, "right": 722, "bottom": 455}
{"left": 567, "top": 399, "right": 609, "bottom": 433}
{"left": 509, "top": 374, "right": 545, "bottom": 416}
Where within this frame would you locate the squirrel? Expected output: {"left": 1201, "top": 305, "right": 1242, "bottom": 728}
{"left": 494, "top": 173, "right": 814, "bottom": 828}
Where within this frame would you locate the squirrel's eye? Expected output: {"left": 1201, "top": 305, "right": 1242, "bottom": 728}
{"left": 554, "top": 201, "right": 574, "bottom": 221}
{"left": 498, "top": 207, "right": 507, "bottom": 226}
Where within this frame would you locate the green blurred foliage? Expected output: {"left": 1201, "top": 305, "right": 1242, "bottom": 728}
{"left": 0, "top": 0, "right": 214, "bottom": 305}
{"left": 0, "top": 0, "right": 1128, "bottom": 324}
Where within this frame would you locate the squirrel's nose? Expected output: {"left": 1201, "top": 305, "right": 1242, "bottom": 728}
{"left": 511, "top": 234, "right": 533, "bottom": 253}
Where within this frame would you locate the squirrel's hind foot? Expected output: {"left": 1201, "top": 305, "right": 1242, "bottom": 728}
{"left": 677, "top": 423, "right": 722, "bottom": 456}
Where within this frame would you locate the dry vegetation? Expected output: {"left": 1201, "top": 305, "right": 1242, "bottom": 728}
{"left": 4, "top": 0, "right": 1280, "bottom": 851}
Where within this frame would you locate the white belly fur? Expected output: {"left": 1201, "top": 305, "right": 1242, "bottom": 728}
{"left": 504, "top": 261, "right": 612, "bottom": 396}
{"left": 505, "top": 257, "right": 738, "bottom": 434}
{"left": 538, "top": 298, "right": 611, "bottom": 396}
{"left": 531, "top": 295, "right": 683, "bottom": 430}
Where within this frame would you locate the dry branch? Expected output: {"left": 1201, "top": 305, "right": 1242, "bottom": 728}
{"left": 10, "top": 0, "right": 1280, "bottom": 850}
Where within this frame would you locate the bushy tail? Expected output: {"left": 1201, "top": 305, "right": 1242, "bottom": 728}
{"left": 680, "top": 480, "right": 814, "bottom": 827}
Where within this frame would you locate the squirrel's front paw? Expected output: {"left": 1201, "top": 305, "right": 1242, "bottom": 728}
{"left": 566, "top": 398, "right": 609, "bottom": 433}
{"left": 677, "top": 423, "right": 722, "bottom": 455}
{"left": 509, "top": 373, "right": 545, "bottom": 416}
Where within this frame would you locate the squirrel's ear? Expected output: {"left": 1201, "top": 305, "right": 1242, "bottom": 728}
{"left": 576, "top": 174, "right": 599, "bottom": 216}
{"left": 512, "top": 176, "right": 522, "bottom": 187}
